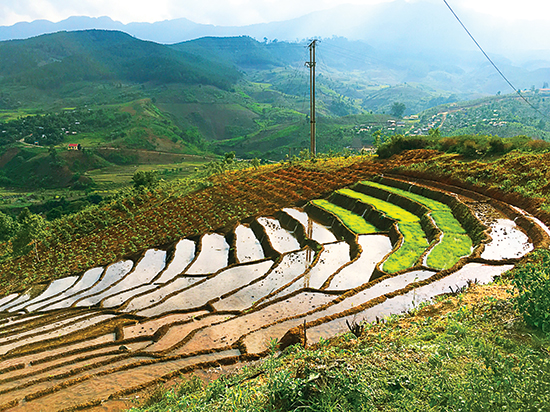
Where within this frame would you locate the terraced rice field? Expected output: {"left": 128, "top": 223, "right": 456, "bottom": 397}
{"left": 0, "top": 177, "right": 546, "bottom": 411}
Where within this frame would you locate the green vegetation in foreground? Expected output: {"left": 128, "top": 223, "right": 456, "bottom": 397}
{"left": 130, "top": 275, "right": 550, "bottom": 412}
{"left": 337, "top": 188, "right": 428, "bottom": 273}
{"left": 361, "top": 181, "right": 473, "bottom": 270}
{"left": 310, "top": 199, "right": 379, "bottom": 234}
{"left": 511, "top": 248, "right": 550, "bottom": 333}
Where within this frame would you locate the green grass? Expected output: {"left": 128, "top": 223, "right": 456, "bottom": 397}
{"left": 310, "top": 199, "right": 379, "bottom": 235}
{"left": 360, "top": 181, "right": 472, "bottom": 270}
{"left": 337, "top": 188, "right": 428, "bottom": 273}
{"left": 129, "top": 280, "right": 550, "bottom": 412}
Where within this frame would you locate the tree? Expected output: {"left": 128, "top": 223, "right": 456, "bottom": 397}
{"left": 390, "top": 102, "right": 406, "bottom": 118}
{"left": 0, "top": 211, "right": 17, "bottom": 242}
{"left": 132, "top": 170, "right": 159, "bottom": 190}
{"left": 11, "top": 208, "right": 45, "bottom": 258}
{"left": 372, "top": 130, "right": 383, "bottom": 148}
{"left": 250, "top": 158, "right": 261, "bottom": 170}
{"left": 428, "top": 127, "right": 441, "bottom": 138}
{"left": 223, "top": 151, "right": 236, "bottom": 167}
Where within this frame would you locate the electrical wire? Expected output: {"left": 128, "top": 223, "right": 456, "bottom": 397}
{"left": 443, "top": 0, "right": 547, "bottom": 119}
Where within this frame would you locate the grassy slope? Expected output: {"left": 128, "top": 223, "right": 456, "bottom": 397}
{"left": 130, "top": 279, "right": 550, "bottom": 412}
{"left": 415, "top": 92, "right": 550, "bottom": 140}
{"left": 0, "top": 99, "right": 207, "bottom": 192}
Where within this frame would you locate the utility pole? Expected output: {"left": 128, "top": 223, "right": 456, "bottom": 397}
{"left": 306, "top": 39, "right": 317, "bottom": 156}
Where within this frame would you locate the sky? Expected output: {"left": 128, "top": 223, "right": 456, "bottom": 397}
{"left": 1, "top": 0, "right": 550, "bottom": 27}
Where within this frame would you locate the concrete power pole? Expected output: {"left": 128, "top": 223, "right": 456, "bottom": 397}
{"left": 306, "top": 40, "right": 318, "bottom": 156}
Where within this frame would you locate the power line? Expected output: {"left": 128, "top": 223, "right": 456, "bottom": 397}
{"left": 442, "top": 0, "right": 547, "bottom": 119}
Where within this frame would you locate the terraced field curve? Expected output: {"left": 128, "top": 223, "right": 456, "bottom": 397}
{"left": 0, "top": 176, "right": 548, "bottom": 411}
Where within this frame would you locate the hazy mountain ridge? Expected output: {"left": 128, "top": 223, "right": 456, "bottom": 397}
{"left": 0, "top": 30, "right": 242, "bottom": 90}
{"left": 1, "top": 1, "right": 550, "bottom": 97}
{"left": 2, "top": 1, "right": 550, "bottom": 59}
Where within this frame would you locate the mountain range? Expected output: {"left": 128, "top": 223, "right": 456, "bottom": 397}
{"left": 2, "top": 1, "right": 550, "bottom": 61}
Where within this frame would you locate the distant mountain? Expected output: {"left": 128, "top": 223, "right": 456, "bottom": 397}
{"left": 0, "top": 30, "right": 241, "bottom": 90}
{"left": 2, "top": 1, "right": 550, "bottom": 60}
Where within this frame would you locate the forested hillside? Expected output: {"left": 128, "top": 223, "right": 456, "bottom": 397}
{"left": 0, "top": 30, "right": 242, "bottom": 90}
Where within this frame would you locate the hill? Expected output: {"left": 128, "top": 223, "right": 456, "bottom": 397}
{"left": 1, "top": 31, "right": 550, "bottom": 188}
{"left": 0, "top": 99, "right": 208, "bottom": 192}
{"left": 412, "top": 90, "right": 550, "bottom": 139}
{"left": 0, "top": 30, "right": 242, "bottom": 91}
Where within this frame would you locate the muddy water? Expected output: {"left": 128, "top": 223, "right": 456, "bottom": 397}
{"left": 27, "top": 268, "right": 104, "bottom": 312}
{"left": 9, "top": 277, "right": 79, "bottom": 313}
{"left": 0, "top": 314, "right": 115, "bottom": 356}
{"left": 257, "top": 217, "right": 301, "bottom": 253}
{"left": 76, "top": 250, "right": 166, "bottom": 307}
{"left": 155, "top": 239, "right": 196, "bottom": 283}
{"left": 510, "top": 205, "right": 550, "bottom": 238}
{"left": 123, "top": 311, "right": 209, "bottom": 340}
{"left": 283, "top": 208, "right": 338, "bottom": 244}
{"left": 0, "top": 294, "right": 19, "bottom": 311}
{"left": 137, "top": 260, "right": 274, "bottom": 317}
{"left": 235, "top": 225, "right": 265, "bottom": 263}
{"left": 122, "top": 276, "right": 204, "bottom": 313}
{"left": 326, "top": 235, "right": 393, "bottom": 290}
{"left": 0, "top": 313, "right": 92, "bottom": 345}
{"left": 262, "top": 242, "right": 351, "bottom": 302}
{"left": 10, "top": 350, "right": 240, "bottom": 412}
{"left": 180, "top": 292, "right": 336, "bottom": 354}
{"left": 0, "top": 313, "right": 45, "bottom": 332}
{"left": 212, "top": 250, "right": 313, "bottom": 312}
{"left": 242, "top": 270, "right": 435, "bottom": 354}
{"left": 2, "top": 356, "right": 151, "bottom": 411}
{"left": 0, "top": 334, "right": 115, "bottom": 372}
{"left": 481, "top": 219, "right": 533, "bottom": 260}
{"left": 0, "top": 352, "right": 147, "bottom": 393}
{"left": 186, "top": 234, "right": 230, "bottom": 275}
{"left": 307, "top": 242, "right": 352, "bottom": 289}
{"left": 101, "top": 284, "right": 160, "bottom": 308}
{"left": 306, "top": 263, "right": 514, "bottom": 343}
{"left": 45, "top": 261, "right": 134, "bottom": 311}
{"left": 0, "top": 294, "right": 31, "bottom": 313}
{"left": 0, "top": 341, "right": 150, "bottom": 384}
{"left": 145, "top": 314, "right": 233, "bottom": 353}
{"left": 244, "top": 317, "right": 304, "bottom": 354}
{"left": 0, "top": 181, "right": 541, "bottom": 410}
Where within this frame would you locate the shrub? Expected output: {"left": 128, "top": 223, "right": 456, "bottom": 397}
{"left": 132, "top": 170, "right": 159, "bottom": 190}
{"left": 376, "top": 136, "right": 431, "bottom": 159}
{"left": 510, "top": 249, "right": 550, "bottom": 333}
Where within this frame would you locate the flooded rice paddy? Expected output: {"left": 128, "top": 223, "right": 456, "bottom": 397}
{"left": 0, "top": 177, "right": 546, "bottom": 411}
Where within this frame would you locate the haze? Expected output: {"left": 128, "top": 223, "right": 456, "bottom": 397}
{"left": 2, "top": 0, "right": 550, "bottom": 27}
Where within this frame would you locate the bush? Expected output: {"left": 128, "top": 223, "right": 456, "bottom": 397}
{"left": 132, "top": 170, "right": 159, "bottom": 190}
{"left": 376, "top": 136, "right": 431, "bottom": 159}
{"left": 511, "top": 249, "right": 550, "bottom": 333}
